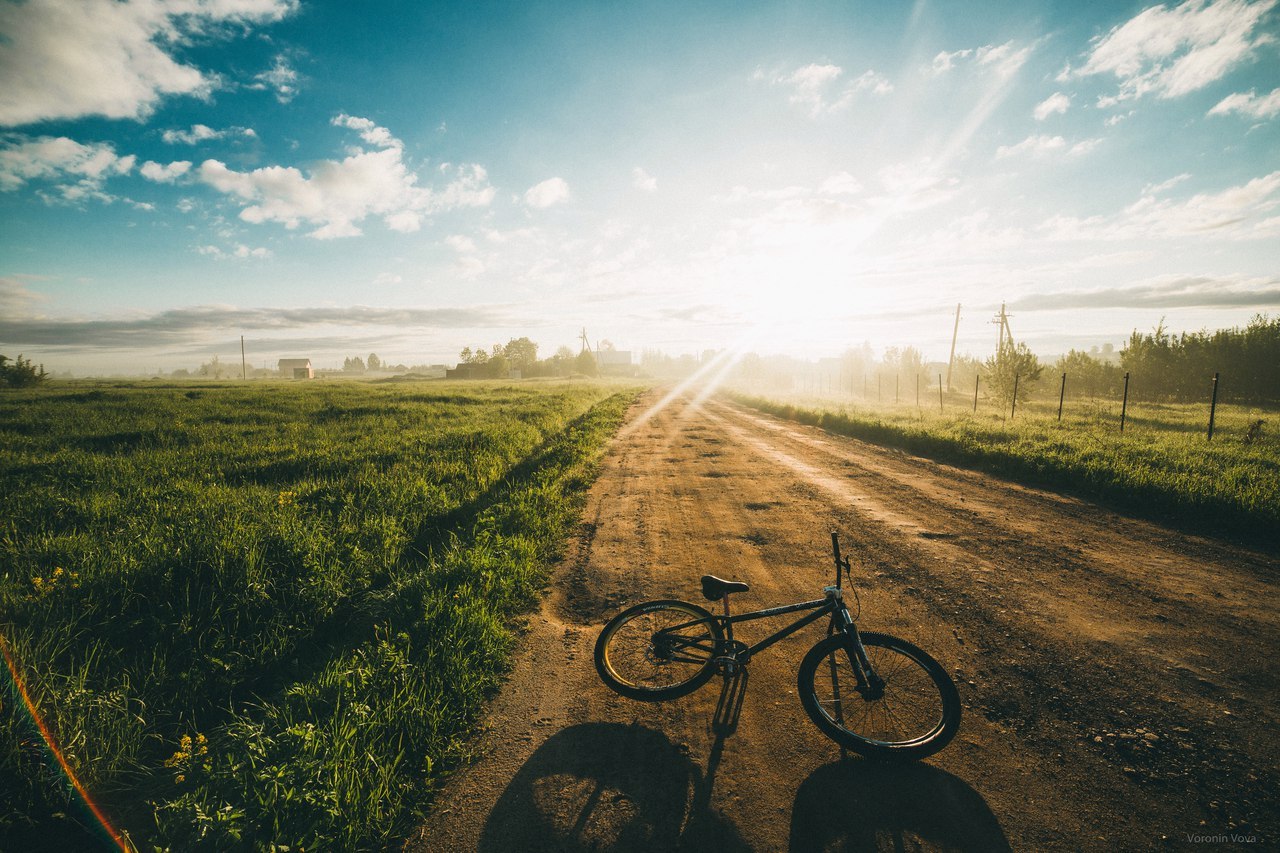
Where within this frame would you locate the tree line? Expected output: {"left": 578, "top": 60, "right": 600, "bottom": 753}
{"left": 971, "top": 314, "right": 1280, "bottom": 405}
{"left": 457, "top": 337, "right": 599, "bottom": 378}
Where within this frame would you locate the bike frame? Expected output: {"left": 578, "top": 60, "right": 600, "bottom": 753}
{"left": 658, "top": 587, "right": 876, "bottom": 680}
{"left": 655, "top": 532, "right": 884, "bottom": 691}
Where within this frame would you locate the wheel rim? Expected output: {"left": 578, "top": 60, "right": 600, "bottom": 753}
{"left": 812, "top": 641, "right": 947, "bottom": 747}
{"left": 603, "top": 605, "right": 715, "bottom": 692}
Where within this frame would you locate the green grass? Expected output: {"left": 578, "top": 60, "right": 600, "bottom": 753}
{"left": 728, "top": 389, "right": 1280, "bottom": 548}
{"left": 0, "top": 379, "right": 641, "bottom": 849}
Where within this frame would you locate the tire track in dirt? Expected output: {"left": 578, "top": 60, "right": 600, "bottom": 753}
{"left": 411, "top": 390, "right": 1278, "bottom": 851}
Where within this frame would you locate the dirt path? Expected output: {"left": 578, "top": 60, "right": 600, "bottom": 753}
{"left": 410, "top": 391, "right": 1278, "bottom": 851}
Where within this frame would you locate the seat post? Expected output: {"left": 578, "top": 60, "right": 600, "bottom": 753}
{"left": 722, "top": 594, "right": 733, "bottom": 640}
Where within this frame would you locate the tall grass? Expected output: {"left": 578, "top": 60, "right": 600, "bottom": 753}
{"left": 728, "top": 390, "right": 1280, "bottom": 547}
{"left": 0, "top": 380, "right": 640, "bottom": 849}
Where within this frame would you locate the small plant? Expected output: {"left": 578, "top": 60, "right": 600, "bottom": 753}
{"left": 1243, "top": 419, "right": 1265, "bottom": 445}
{"left": 30, "top": 567, "right": 79, "bottom": 596}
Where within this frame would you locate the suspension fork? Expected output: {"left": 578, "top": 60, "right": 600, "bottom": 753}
{"left": 833, "top": 604, "right": 884, "bottom": 698}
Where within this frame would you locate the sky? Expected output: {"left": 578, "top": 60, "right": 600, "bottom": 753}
{"left": 0, "top": 0, "right": 1278, "bottom": 374}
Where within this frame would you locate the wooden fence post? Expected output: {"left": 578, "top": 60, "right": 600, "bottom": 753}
{"left": 1120, "top": 371, "right": 1130, "bottom": 433}
{"left": 1058, "top": 372, "right": 1066, "bottom": 422}
{"left": 1011, "top": 374, "right": 1019, "bottom": 420}
{"left": 973, "top": 375, "right": 979, "bottom": 414}
{"left": 1208, "top": 371, "right": 1220, "bottom": 441}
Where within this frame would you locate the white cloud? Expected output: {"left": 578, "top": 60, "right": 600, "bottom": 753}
{"left": 383, "top": 210, "right": 422, "bottom": 233}
{"left": 760, "top": 63, "right": 893, "bottom": 116}
{"left": 996, "top": 134, "right": 1101, "bottom": 158}
{"left": 525, "top": 177, "right": 570, "bottom": 208}
{"left": 1033, "top": 92, "right": 1071, "bottom": 120}
{"left": 445, "top": 234, "right": 478, "bottom": 253}
{"left": 876, "top": 159, "right": 959, "bottom": 210}
{"left": 196, "top": 243, "right": 271, "bottom": 260}
{"left": 332, "top": 114, "right": 398, "bottom": 149}
{"left": 198, "top": 116, "right": 494, "bottom": 239}
{"left": 1044, "top": 170, "right": 1280, "bottom": 240}
{"left": 818, "top": 171, "right": 862, "bottom": 195}
{"left": 163, "top": 124, "right": 219, "bottom": 145}
{"left": 632, "top": 167, "right": 657, "bottom": 192}
{"left": 162, "top": 124, "right": 256, "bottom": 145}
{"left": 932, "top": 41, "right": 1034, "bottom": 78}
{"left": 0, "top": 0, "right": 297, "bottom": 126}
{"left": 1063, "top": 0, "right": 1278, "bottom": 104}
{"left": 250, "top": 53, "right": 300, "bottom": 103}
{"left": 0, "top": 276, "right": 46, "bottom": 315}
{"left": 1209, "top": 87, "right": 1280, "bottom": 119}
{"left": 140, "top": 160, "right": 192, "bottom": 182}
{"left": 1144, "top": 173, "right": 1192, "bottom": 194}
{"left": 974, "top": 41, "right": 1035, "bottom": 77}
{"left": 931, "top": 48, "right": 972, "bottom": 74}
{"left": 0, "top": 136, "right": 135, "bottom": 200}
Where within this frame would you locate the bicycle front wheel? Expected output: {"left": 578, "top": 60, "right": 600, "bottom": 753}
{"left": 595, "top": 600, "right": 722, "bottom": 701}
{"left": 798, "top": 632, "right": 961, "bottom": 760}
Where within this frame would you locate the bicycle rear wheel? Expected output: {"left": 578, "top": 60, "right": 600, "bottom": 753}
{"left": 595, "top": 600, "right": 722, "bottom": 701}
{"left": 798, "top": 632, "right": 961, "bottom": 760}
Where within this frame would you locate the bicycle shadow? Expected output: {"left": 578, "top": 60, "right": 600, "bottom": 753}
{"left": 789, "top": 759, "right": 1010, "bottom": 852}
{"left": 478, "top": 720, "right": 750, "bottom": 853}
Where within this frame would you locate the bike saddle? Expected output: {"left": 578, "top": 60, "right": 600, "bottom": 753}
{"left": 700, "top": 575, "right": 749, "bottom": 601}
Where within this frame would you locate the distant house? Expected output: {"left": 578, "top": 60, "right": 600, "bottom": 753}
{"left": 278, "top": 358, "right": 314, "bottom": 379}
{"left": 597, "top": 349, "right": 636, "bottom": 376}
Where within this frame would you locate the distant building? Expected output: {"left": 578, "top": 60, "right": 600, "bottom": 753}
{"left": 278, "top": 358, "right": 314, "bottom": 379}
{"left": 597, "top": 349, "right": 635, "bottom": 376}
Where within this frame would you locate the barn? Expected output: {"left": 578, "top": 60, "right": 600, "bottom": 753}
{"left": 278, "top": 358, "right": 314, "bottom": 379}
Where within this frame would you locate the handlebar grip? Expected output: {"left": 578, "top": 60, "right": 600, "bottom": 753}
{"left": 831, "top": 530, "right": 841, "bottom": 561}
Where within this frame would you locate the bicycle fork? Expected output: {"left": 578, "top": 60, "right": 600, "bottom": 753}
{"left": 829, "top": 599, "right": 885, "bottom": 701}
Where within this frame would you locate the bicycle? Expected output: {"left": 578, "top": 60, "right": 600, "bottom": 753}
{"left": 594, "top": 532, "right": 961, "bottom": 760}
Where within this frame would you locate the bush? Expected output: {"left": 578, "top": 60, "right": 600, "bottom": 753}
{"left": 0, "top": 354, "right": 48, "bottom": 388}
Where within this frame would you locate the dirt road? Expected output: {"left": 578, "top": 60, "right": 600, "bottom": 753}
{"left": 411, "top": 391, "right": 1278, "bottom": 851}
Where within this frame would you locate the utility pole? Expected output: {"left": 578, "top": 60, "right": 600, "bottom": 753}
{"left": 991, "top": 303, "right": 1014, "bottom": 351}
{"left": 946, "top": 303, "right": 961, "bottom": 391}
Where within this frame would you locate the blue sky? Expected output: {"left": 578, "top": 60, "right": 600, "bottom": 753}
{"left": 1, "top": 0, "right": 1278, "bottom": 373}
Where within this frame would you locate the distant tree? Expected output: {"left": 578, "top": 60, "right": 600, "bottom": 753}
{"left": 984, "top": 341, "right": 1042, "bottom": 408}
{"left": 504, "top": 337, "right": 538, "bottom": 371}
{"left": 575, "top": 349, "right": 598, "bottom": 376}
{"left": 1055, "top": 349, "right": 1124, "bottom": 398}
{"left": 199, "top": 355, "right": 223, "bottom": 379}
{"left": 884, "top": 346, "right": 924, "bottom": 381}
{"left": 0, "top": 354, "right": 49, "bottom": 387}
{"left": 343, "top": 356, "right": 366, "bottom": 373}
{"left": 367, "top": 353, "right": 381, "bottom": 371}
{"left": 949, "top": 354, "right": 984, "bottom": 392}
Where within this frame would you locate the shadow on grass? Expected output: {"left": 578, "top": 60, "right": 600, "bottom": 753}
{"left": 789, "top": 759, "right": 1009, "bottom": 852}
{"left": 478, "top": 722, "right": 750, "bottom": 853}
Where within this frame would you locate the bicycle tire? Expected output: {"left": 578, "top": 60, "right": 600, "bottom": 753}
{"left": 595, "top": 599, "right": 723, "bottom": 701}
{"left": 798, "top": 631, "right": 961, "bottom": 760}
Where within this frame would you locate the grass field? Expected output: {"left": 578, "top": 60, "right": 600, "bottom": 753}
{"left": 728, "top": 388, "right": 1280, "bottom": 547}
{"left": 0, "top": 379, "right": 641, "bottom": 849}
